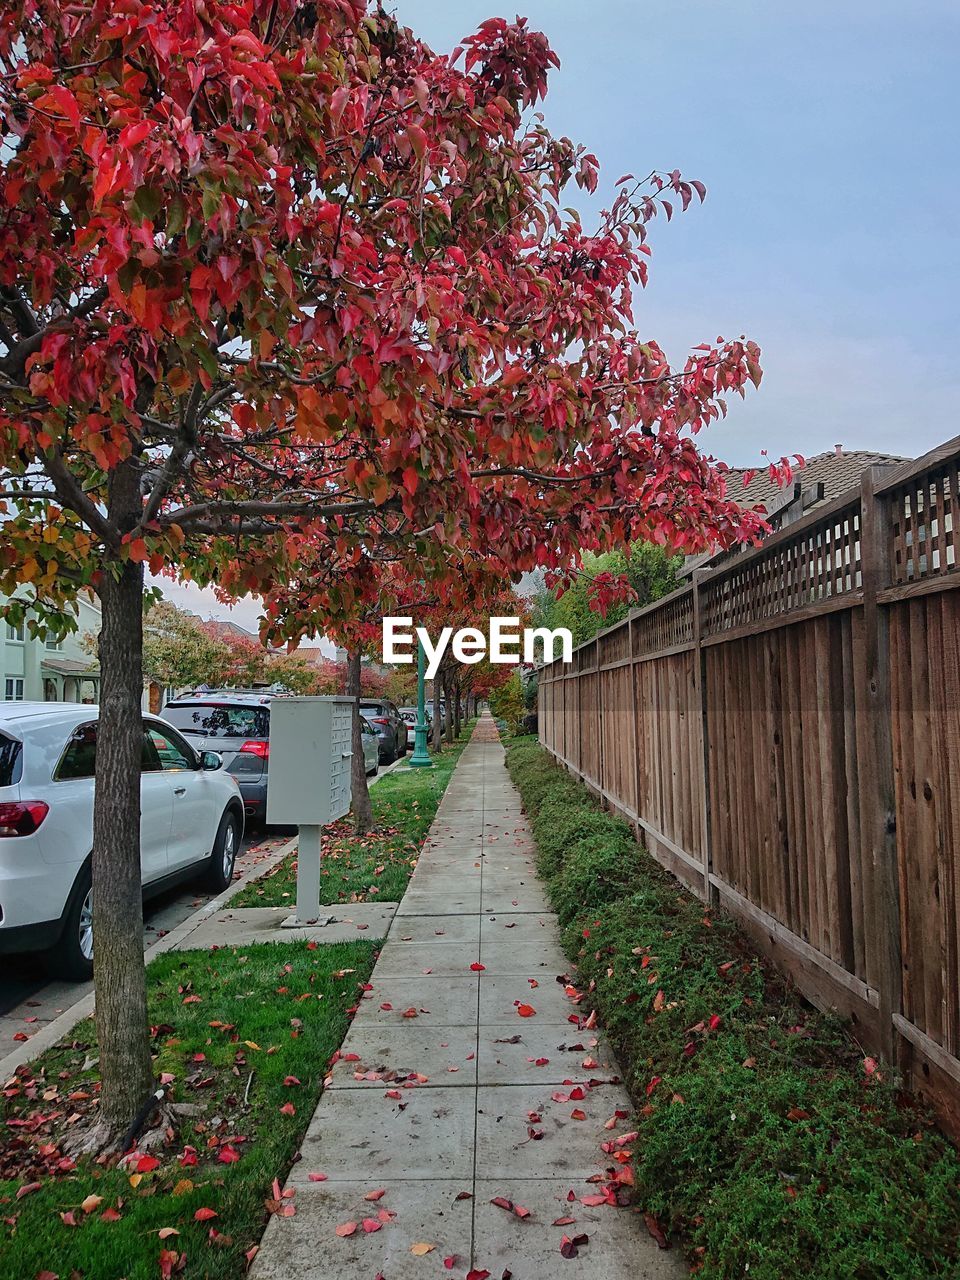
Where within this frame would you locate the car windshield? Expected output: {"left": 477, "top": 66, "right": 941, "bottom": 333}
{"left": 163, "top": 703, "right": 269, "bottom": 739}
{"left": 0, "top": 731, "right": 22, "bottom": 786}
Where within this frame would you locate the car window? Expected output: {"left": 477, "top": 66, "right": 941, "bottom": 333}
{"left": 360, "top": 717, "right": 376, "bottom": 737}
{"left": 146, "top": 723, "right": 197, "bottom": 772}
{"left": 163, "top": 703, "right": 269, "bottom": 738}
{"left": 55, "top": 723, "right": 98, "bottom": 780}
{"left": 0, "top": 732, "right": 23, "bottom": 785}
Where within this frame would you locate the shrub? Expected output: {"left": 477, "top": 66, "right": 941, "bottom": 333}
{"left": 531, "top": 800, "right": 623, "bottom": 878}
{"left": 553, "top": 830, "right": 643, "bottom": 925}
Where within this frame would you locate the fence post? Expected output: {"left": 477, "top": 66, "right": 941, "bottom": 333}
{"left": 693, "top": 569, "right": 716, "bottom": 904}
{"left": 860, "top": 465, "right": 902, "bottom": 1064}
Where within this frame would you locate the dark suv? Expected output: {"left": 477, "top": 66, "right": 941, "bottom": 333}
{"left": 163, "top": 691, "right": 274, "bottom": 823}
{"left": 359, "top": 698, "right": 407, "bottom": 764}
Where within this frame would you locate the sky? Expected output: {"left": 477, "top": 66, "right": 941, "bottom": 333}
{"left": 180, "top": 0, "right": 959, "bottom": 632}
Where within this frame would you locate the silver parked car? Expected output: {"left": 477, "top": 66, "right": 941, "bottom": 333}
{"left": 359, "top": 715, "right": 379, "bottom": 777}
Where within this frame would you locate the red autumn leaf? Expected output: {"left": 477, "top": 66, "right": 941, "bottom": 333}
{"left": 401, "top": 1007, "right": 419, "bottom": 1018}
{"left": 135, "top": 1154, "right": 160, "bottom": 1173}
{"left": 335, "top": 1221, "right": 358, "bottom": 1237}
{"left": 570, "top": 1109, "right": 587, "bottom": 1121}
{"left": 364, "top": 1189, "right": 386, "bottom": 1201}
{"left": 101, "top": 1207, "right": 123, "bottom": 1222}
{"left": 16, "top": 1182, "right": 41, "bottom": 1200}
{"left": 158, "top": 1249, "right": 185, "bottom": 1279}
{"left": 516, "top": 1004, "right": 536, "bottom": 1018}
{"left": 194, "top": 1208, "right": 217, "bottom": 1221}
{"left": 279, "top": 1102, "right": 296, "bottom": 1116}
{"left": 465, "top": 1272, "right": 491, "bottom": 1280}
{"left": 217, "top": 1146, "right": 241, "bottom": 1163}
{"left": 308, "top": 1173, "right": 328, "bottom": 1182}
{"left": 643, "top": 1212, "right": 668, "bottom": 1248}
{"left": 554, "top": 1215, "right": 577, "bottom": 1225}
{"left": 283, "top": 1075, "right": 301, "bottom": 1086}
{"left": 470, "top": 963, "right": 486, "bottom": 972}
{"left": 361, "top": 1218, "right": 382, "bottom": 1233}
{"left": 444, "top": 1258, "right": 458, "bottom": 1270}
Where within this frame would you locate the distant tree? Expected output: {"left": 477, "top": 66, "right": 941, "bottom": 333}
{"left": 489, "top": 671, "right": 525, "bottom": 734}
{"left": 533, "top": 543, "right": 682, "bottom": 648}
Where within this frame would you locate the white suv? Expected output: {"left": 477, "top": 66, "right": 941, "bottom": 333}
{"left": 0, "top": 703, "right": 245, "bottom": 980}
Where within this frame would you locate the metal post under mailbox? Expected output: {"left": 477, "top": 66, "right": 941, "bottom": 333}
{"left": 265, "top": 696, "right": 354, "bottom": 924}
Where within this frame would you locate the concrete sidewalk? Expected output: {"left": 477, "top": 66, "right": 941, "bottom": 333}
{"left": 252, "top": 713, "right": 684, "bottom": 1279}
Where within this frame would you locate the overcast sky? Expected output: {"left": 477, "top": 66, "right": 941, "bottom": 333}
{"left": 179, "top": 0, "right": 958, "bottom": 632}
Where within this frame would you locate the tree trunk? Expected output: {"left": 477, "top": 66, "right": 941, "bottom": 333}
{"left": 346, "top": 650, "right": 373, "bottom": 833}
{"left": 444, "top": 669, "right": 455, "bottom": 744}
{"left": 93, "top": 558, "right": 155, "bottom": 1138}
{"left": 431, "top": 679, "right": 442, "bottom": 751}
{"left": 453, "top": 678, "right": 462, "bottom": 739}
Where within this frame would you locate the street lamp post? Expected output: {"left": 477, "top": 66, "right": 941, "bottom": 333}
{"left": 408, "top": 636, "right": 433, "bottom": 768}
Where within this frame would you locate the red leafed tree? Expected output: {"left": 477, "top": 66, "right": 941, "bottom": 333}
{"left": 0, "top": 1, "right": 772, "bottom": 1137}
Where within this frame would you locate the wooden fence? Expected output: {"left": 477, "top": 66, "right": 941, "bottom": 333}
{"left": 538, "top": 436, "right": 960, "bottom": 1133}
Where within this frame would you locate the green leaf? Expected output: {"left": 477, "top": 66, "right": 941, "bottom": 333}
{"left": 165, "top": 195, "right": 187, "bottom": 238}
{"left": 201, "top": 183, "right": 222, "bottom": 223}
{"left": 130, "top": 184, "right": 163, "bottom": 224}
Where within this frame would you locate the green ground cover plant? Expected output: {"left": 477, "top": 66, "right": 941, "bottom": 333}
{"left": 234, "top": 731, "right": 471, "bottom": 909}
{"left": 505, "top": 736, "right": 960, "bottom": 1280}
{"left": 0, "top": 939, "right": 377, "bottom": 1280}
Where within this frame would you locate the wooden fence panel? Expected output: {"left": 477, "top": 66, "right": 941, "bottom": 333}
{"left": 889, "top": 591, "right": 960, "bottom": 1059}
{"left": 706, "top": 612, "right": 866, "bottom": 978}
{"left": 599, "top": 662, "right": 637, "bottom": 817}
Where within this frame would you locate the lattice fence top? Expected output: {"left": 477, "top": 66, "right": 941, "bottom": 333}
{"left": 632, "top": 587, "right": 694, "bottom": 656}
{"left": 537, "top": 441, "right": 960, "bottom": 674}
{"left": 700, "top": 498, "right": 862, "bottom": 637}
{"left": 887, "top": 458, "right": 959, "bottom": 587}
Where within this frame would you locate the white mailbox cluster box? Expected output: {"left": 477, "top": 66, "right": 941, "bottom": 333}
{"left": 265, "top": 696, "right": 354, "bottom": 827}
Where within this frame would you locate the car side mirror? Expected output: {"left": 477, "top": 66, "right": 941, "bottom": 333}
{"left": 201, "top": 751, "right": 224, "bottom": 771}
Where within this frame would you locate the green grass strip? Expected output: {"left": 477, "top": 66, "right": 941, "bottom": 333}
{"left": 505, "top": 736, "right": 960, "bottom": 1280}
{"left": 1, "top": 939, "right": 377, "bottom": 1280}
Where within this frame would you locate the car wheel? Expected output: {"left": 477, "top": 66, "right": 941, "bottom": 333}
{"left": 48, "top": 865, "right": 94, "bottom": 982}
{"left": 204, "top": 809, "right": 241, "bottom": 893}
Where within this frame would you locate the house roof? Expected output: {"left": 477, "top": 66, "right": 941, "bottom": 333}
{"left": 203, "top": 619, "right": 256, "bottom": 640}
{"left": 42, "top": 657, "right": 99, "bottom": 676}
{"left": 680, "top": 447, "right": 912, "bottom": 580}
{"left": 728, "top": 447, "right": 910, "bottom": 514}
{"left": 294, "top": 647, "right": 328, "bottom": 665}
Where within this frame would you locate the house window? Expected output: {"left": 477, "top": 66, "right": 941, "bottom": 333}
{"left": 45, "top": 635, "right": 64, "bottom": 652}
{"left": 5, "top": 621, "right": 24, "bottom": 643}
{"left": 3, "top": 677, "right": 24, "bottom": 702}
